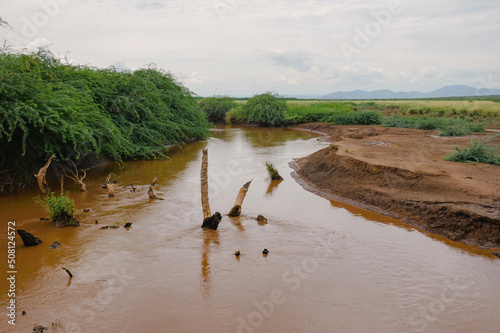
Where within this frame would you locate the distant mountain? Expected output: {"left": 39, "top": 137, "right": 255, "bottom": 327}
{"left": 320, "top": 85, "right": 500, "bottom": 100}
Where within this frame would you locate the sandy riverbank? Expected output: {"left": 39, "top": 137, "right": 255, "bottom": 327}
{"left": 290, "top": 123, "right": 500, "bottom": 250}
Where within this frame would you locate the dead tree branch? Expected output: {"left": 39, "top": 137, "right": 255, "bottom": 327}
{"left": 34, "top": 154, "right": 56, "bottom": 194}
{"left": 228, "top": 180, "right": 252, "bottom": 217}
{"left": 65, "top": 161, "right": 87, "bottom": 192}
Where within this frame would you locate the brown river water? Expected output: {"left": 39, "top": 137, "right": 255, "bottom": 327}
{"left": 1, "top": 126, "right": 500, "bottom": 333}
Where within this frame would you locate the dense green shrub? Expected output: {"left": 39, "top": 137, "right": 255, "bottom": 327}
{"left": 265, "top": 162, "right": 283, "bottom": 180}
{"left": 199, "top": 96, "right": 237, "bottom": 122}
{"left": 37, "top": 192, "right": 75, "bottom": 220}
{"left": 0, "top": 49, "right": 210, "bottom": 192}
{"left": 243, "top": 92, "right": 287, "bottom": 125}
{"left": 285, "top": 102, "right": 381, "bottom": 125}
{"left": 445, "top": 135, "right": 500, "bottom": 165}
{"left": 382, "top": 115, "right": 484, "bottom": 136}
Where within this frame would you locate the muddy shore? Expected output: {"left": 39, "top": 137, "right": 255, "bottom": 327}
{"left": 290, "top": 123, "right": 500, "bottom": 249}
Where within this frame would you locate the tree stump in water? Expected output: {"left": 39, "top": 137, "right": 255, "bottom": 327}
{"left": 201, "top": 149, "right": 211, "bottom": 219}
{"left": 228, "top": 180, "right": 252, "bottom": 217}
{"left": 52, "top": 215, "right": 80, "bottom": 228}
{"left": 202, "top": 212, "right": 222, "bottom": 230}
{"left": 17, "top": 230, "right": 42, "bottom": 246}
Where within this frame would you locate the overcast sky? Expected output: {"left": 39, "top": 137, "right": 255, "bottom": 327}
{"left": 1, "top": 0, "right": 499, "bottom": 96}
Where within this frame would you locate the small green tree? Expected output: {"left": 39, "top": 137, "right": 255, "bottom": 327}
{"left": 244, "top": 92, "right": 287, "bottom": 125}
{"left": 36, "top": 192, "right": 79, "bottom": 227}
{"left": 199, "top": 96, "right": 237, "bottom": 122}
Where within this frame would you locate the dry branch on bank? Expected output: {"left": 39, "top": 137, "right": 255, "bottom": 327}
{"left": 34, "top": 154, "right": 56, "bottom": 193}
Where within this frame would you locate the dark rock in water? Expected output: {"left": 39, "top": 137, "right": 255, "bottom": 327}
{"left": 257, "top": 215, "right": 268, "bottom": 224}
{"left": 48, "top": 241, "right": 61, "bottom": 249}
{"left": 99, "top": 226, "right": 109, "bottom": 230}
{"left": 83, "top": 208, "right": 90, "bottom": 212}
{"left": 109, "top": 226, "right": 120, "bottom": 229}
{"left": 124, "top": 222, "right": 132, "bottom": 228}
{"left": 39, "top": 217, "right": 51, "bottom": 221}
{"left": 95, "top": 220, "right": 99, "bottom": 224}
{"left": 33, "top": 325, "right": 49, "bottom": 332}
{"left": 263, "top": 248, "right": 269, "bottom": 255}
{"left": 17, "top": 230, "right": 42, "bottom": 247}
{"left": 53, "top": 215, "right": 80, "bottom": 228}
{"left": 22, "top": 310, "right": 26, "bottom": 315}
{"left": 234, "top": 250, "right": 241, "bottom": 256}
{"left": 201, "top": 212, "right": 222, "bottom": 230}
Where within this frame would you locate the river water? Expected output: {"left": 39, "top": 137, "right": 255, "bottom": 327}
{"left": 1, "top": 126, "right": 499, "bottom": 333}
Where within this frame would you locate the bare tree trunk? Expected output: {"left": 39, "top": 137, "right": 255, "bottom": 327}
{"left": 200, "top": 149, "right": 222, "bottom": 230}
{"left": 201, "top": 149, "right": 211, "bottom": 219}
{"left": 34, "top": 154, "right": 56, "bottom": 194}
{"left": 228, "top": 180, "right": 252, "bottom": 217}
{"left": 60, "top": 174, "right": 64, "bottom": 194}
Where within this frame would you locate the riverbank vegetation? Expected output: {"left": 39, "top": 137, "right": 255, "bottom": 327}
{"left": 0, "top": 49, "right": 210, "bottom": 193}
{"left": 445, "top": 135, "right": 500, "bottom": 165}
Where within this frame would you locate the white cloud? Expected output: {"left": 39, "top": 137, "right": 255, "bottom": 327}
{"left": 1, "top": 0, "right": 499, "bottom": 96}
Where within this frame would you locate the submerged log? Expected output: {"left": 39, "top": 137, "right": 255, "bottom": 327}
{"left": 62, "top": 267, "right": 73, "bottom": 278}
{"left": 34, "top": 154, "right": 56, "bottom": 194}
{"left": 48, "top": 241, "right": 61, "bottom": 249}
{"left": 228, "top": 180, "right": 252, "bottom": 217}
{"left": 17, "top": 230, "right": 42, "bottom": 246}
{"left": 202, "top": 212, "right": 222, "bottom": 230}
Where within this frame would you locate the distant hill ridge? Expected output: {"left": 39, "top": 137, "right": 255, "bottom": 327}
{"left": 320, "top": 85, "right": 500, "bottom": 100}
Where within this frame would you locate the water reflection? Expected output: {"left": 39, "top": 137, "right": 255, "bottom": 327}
{"left": 200, "top": 228, "right": 220, "bottom": 298}
{"left": 242, "top": 126, "right": 307, "bottom": 148}
{"left": 228, "top": 215, "right": 245, "bottom": 232}
{"left": 265, "top": 179, "right": 283, "bottom": 196}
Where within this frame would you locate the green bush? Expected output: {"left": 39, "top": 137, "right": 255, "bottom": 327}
{"left": 37, "top": 192, "right": 75, "bottom": 220}
{"left": 381, "top": 115, "right": 485, "bottom": 136}
{"left": 244, "top": 92, "right": 287, "bottom": 125}
{"left": 0, "top": 49, "right": 210, "bottom": 192}
{"left": 285, "top": 102, "right": 381, "bottom": 125}
{"left": 445, "top": 135, "right": 500, "bottom": 165}
{"left": 265, "top": 162, "right": 283, "bottom": 180}
{"left": 199, "top": 96, "right": 237, "bottom": 122}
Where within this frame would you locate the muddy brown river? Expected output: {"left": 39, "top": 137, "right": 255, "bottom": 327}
{"left": 1, "top": 126, "right": 499, "bottom": 333}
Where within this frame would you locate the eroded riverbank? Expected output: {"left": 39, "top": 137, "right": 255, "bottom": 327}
{"left": 291, "top": 123, "right": 500, "bottom": 249}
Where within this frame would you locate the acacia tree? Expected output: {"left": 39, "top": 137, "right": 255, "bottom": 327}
{"left": 199, "top": 96, "right": 237, "bottom": 122}
{"left": 243, "top": 92, "right": 287, "bottom": 126}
